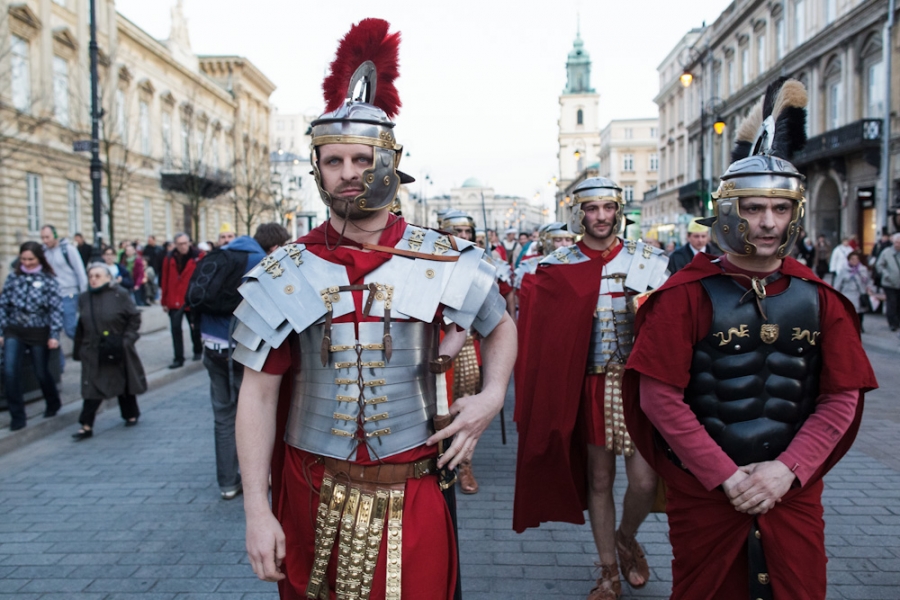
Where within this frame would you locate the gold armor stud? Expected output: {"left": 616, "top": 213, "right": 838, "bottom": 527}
{"left": 284, "top": 285, "right": 295, "bottom": 295}
{"left": 760, "top": 324, "right": 780, "bottom": 344}
{"left": 425, "top": 269, "right": 435, "bottom": 279}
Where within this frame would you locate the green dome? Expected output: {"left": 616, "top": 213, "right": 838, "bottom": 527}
{"left": 461, "top": 177, "right": 484, "bottom": 188}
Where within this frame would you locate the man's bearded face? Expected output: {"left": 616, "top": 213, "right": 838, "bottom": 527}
{"left": 318, "top": 143, "right": 376, "bottom": 221}
{"left": 580, "top": 200, "right": 619, "bottom": 242}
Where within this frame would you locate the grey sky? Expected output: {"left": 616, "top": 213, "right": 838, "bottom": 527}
{"left": 116, "top": 0, "right": 733, "bottom": 200}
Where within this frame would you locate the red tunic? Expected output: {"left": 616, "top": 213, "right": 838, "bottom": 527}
{"left": 262, "top": 217, "right": 456, "bottom": 600}
{"left": 625, "top": 253, "right": 877, "bottom": 600}
{"left": 513, "top": 240, "right": 625, "bottom": 532}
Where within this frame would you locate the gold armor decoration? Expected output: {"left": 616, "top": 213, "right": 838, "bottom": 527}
{"left": 603, "top": 363, "right": 634, "bottom": 457}
{"left": 453, "top": 335, "right": 481, "bottom": 400}
{"left": 552, "top": 250, "right": 570, "bottom": 264}
{"left": 713, "top": 324, "right": 750, "bottom": 346}
{"left": 385, "top": 490, "right": 404, "bottom": 600}
{"left": 790, "top": 328, "right": 820, "bottom": 345}
{"left": 760, "top": 324, "right": 780, "bottom": 344}
{"left": 432, "top": 236, "right": 452, "bottom": 256}
{"left": 261, "top": 255, "right": 285, "bottom": 279}
{"left": 408, "top": 228, "right": 425, "bottom": 252}
{"left": 285, "top": 244, "right": 304, "bottom": 266}
{"left": 307, "top": 480, "right": 346, "bottom": 599}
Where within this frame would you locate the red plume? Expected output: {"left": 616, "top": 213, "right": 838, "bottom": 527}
{"left": 322, "top": 19, "right": 401, "bottom": 118}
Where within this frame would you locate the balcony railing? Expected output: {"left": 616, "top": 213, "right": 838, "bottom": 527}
{"left": 792, "top": 119, "right": 882, "bottom": 166}
{"left": 161, "top": 161, "right": 234, "bottom": 198}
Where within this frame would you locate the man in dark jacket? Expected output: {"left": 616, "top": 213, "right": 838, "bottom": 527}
{"left": 667, "top": 218, "right": 720, "bottom": 274}
{"left": 199, "top": 223, "right": 289, "bottom": 500}
{"left": 161, "top": 233, "right": 203, "bottom": 368}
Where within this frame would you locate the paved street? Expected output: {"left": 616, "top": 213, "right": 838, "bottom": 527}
{"left": 0, "top": 314, "right": 899, "bottom": 598}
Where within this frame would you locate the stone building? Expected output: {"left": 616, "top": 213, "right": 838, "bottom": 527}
{"left": 647, "top": 0, "right": 899, "bottom": 253}
{"left": 598, "top": 118, "right": 659, "bottom": 235}
{"left": 424, "top": 178, "right": 545, "bottom": 233}
{"left": 0, "top": 0, "right": 275, "bottom": 278}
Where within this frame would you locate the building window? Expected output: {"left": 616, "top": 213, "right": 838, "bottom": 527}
{"left": 825, "top": 0, "right": 836, "bottom": 24}
{"left": 277, "top": 120, "right": 285, "bottom": 131}
{"left": 26, "top": 173, "right": 42, "bottom": 234}
{"left": 115, "top": 88, "right": 127, "bottom": 143}
{"left": 757, "top": 34, "right": 766, "bottom": 74}
{"left": 576, "top": 109, "right": 584, "bottom": 125}
{"left": 67, "top": 181, "right": 80, "bottom": 234}
{"left": 741, "top": 47, "right": 750, "bottom": 85}
{"left": 162, "top": 112, "right": 172, "bottom": 168}
{"left": 624, "top": 128, "right": 633, "bottom": 139}
{"left": 649, "top": 153, "right": 659, "bottom": 171}
{"left": 195, "top": 129, "right": 204, "bottom": 166}
{"left": 828, "top": 82, "right": 842, "bottom": 130}
{"left": 623, "top": 154, "right": 634, "bottom": 171}
{"left": 775, "top": 19, "right": 785, "bottom": 60}
{"left": 11, "top": 36, "right": 31, "bottom": 112}
{"left": 139, "top": 101, "right": 150, "bottom": 154}
{"left": 727, "top": 60, "right": 735, "bottom": 95}
{"left": 143, "top": 198, "right": 153, "bottom": 237}
{"left": 794, "top": 0, "right": 806, "bottom": 47}
{"left": 181, "top": 119, "right": 190, "bottom": 165}
{"left": 211, "top": 136, "right": 219, "bottom": 171}
{"left": 53, "top": 56, "right": 69, "bottom": 126}
{"left": 650, "top": 127, "right": 658, "bottom": 138}
{"left": 623, "top": 186, "right": 634, "bottom": 202}
{"left": 866, "top": 61, "right": 885, "bottom": 119}
{"left": 165, "top": 201, "right": 173, "bottom": 238}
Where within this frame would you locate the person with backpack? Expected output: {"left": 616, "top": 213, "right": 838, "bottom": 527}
{"left": 41, "top": 224, "right": 88, "bottom": 370}
{"left": 161, "top": 233, "right": 204, "bottom": 368}
{"left": 190, "top": 222, "right": 289, "bottom": 500}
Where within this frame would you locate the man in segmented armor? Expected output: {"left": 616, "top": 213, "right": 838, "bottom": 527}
{"left": 625, "top": 78, "right": 876, "bottom": 600}
{"left": 513, "top": 177, "right": 669, "bottom": 600}
{"left": 233, "top": 20, "right": 516, "bottom": 600}
{"left": 435, "top": 210, "right": 509, "bottom": 496}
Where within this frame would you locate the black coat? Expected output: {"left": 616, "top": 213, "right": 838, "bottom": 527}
{"left": 73, "top": 285, "right": 147, "bottom": 400}
{"left": 668, "top": 244, "right": 704, "bottom": 274}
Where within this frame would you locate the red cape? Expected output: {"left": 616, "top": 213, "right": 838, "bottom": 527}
{"left": 623, "top": 253, "right": 875, "bottom": 599}
{"left": 512, "top": 246, "right": 618, "bottom": 532}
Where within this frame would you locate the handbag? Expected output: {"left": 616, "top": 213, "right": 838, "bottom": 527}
{"left": 89, "top": 293, "right": 125, "bottom": 366}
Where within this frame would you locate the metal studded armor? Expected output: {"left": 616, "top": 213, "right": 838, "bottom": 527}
{"left": 684, "top": 275, "right": 821, "bottom": 465}
{"left": 540, "top": 239, "right": 669, "bottom": 455}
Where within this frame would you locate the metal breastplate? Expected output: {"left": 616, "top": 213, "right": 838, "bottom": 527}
{"left": 287, "top": 321, "right": 438, "bottom": 460}
{"left": 585, "top": 241, "right": 669, "bottom": 371}
{"left": 685, "top": 275, "right": 822, "bottom": 465}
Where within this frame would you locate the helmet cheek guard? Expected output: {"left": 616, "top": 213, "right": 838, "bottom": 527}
{"left": 711, "top": 155, "right": 806, "bottom": 257}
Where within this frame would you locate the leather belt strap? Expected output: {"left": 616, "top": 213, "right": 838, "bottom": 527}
{"left": 362, "top": 243, "right": 460, "bottom": 262}
{"left": 321, "top": 456, "right": 437, "bottom": 485}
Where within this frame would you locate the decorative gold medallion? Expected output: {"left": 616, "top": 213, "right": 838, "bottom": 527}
{"left": 760, "top": 324, "right": 779, "bottom": 344}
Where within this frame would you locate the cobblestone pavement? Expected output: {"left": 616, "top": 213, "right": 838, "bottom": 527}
{"left": 0, "top": 315, "right": 898, "bottom": 598}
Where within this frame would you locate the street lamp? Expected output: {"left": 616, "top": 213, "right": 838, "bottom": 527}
{"left": 679, "top": 71, "right": 693, "bottom": 88}
{"left": 681, "top": 71, "right": 727, "bottom": 216}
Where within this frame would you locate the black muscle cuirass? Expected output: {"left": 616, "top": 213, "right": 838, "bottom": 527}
{"left": 684, "top": 275, "right": 821, "bottom": 466}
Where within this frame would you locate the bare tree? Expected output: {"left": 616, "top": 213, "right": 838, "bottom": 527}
{"left": 231, "top": 128, "right": 273, "bottom": 235}
{"left": 162, "top": 97, "right": 232, "bottom": 242}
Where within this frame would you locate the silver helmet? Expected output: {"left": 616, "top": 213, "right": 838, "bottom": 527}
{"left": 438, "top": 209, "right": 476, "bottom": 232}
{"left": 539, "top": 222, "right": 576, "bottom": 255}
{"left": 309, "top": 19, "right": 413, "bottom": 213}
{"left": 569, "top": 177, "right": 624, "bottom": 236}
{"left": 709, "top": 78, "right": 808, "bottom": 258}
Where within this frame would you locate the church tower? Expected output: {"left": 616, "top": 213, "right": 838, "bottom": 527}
{"left": 557, "top": 25, "right": 601, "bottom": 202}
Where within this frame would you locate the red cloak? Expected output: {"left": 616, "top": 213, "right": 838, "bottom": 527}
{"left": 624, "top": 253, "right": 877, "bottom": 599}
{"left": 263, "top": 216, "right": 456, "bottom": 600}
{"left": 512, "top": 241, "right": 622, "bottom": 532}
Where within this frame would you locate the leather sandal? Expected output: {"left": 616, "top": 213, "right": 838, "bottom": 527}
{"left": 615, "top": 529, "right": 649, "bottom": 589}
{"left": 458, "top": 459, "right": 479, "bottom": 494}
{"left": 587, "top": 562, "right": 621, "bottom": 600}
